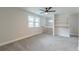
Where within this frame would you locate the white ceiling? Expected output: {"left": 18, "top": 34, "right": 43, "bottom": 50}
{"left": 20, "top": 7, "right": 79, "bottom": 18}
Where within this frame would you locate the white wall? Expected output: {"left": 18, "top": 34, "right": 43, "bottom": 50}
{"left": 0, "top": 7, "right": 43, "bottom": 46}
{"left": 69, "top": 13, "right": 78, "bottom": 37}
{"left": 40, "top": 16, "right": 46, "bottom": 27}
{"left": 78, "top": 10, "right": 79, "bottom": 37}
{"left": 78, "top": 8, "right": 79, "bottom": 50}
{"left": 78, "top": 14, "right": 79, "bottom": 36}
{"left": 41, "top": 15, "right": 54, "bottom": 34}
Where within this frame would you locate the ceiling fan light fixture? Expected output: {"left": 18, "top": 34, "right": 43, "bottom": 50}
{"left": 40, "top": 7, "right": 56, "bottom": 14}
{"left": 45, "top": 12, "right": 48, "bottom": 14}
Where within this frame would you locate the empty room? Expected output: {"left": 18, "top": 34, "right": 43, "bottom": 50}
{"left": 0, "top": 7, "right": 78, "bottom": 51}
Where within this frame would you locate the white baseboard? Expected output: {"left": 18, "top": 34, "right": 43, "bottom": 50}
{"left": 0, "top": 32, "right": 42, "bottom": 46}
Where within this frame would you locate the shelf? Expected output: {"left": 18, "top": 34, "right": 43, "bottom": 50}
{"left": 42, "top": 26, "right": 53, "bottom": 28}
{"left": 54, "top": 26, "right": 69, "bottom": 28}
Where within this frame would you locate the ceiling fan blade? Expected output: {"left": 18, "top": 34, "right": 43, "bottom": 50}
{"left": 46, "top": 8, "right": 49, "bottom": 11}
{"left": 48, "top": 7, "right": 52, "bottom": 10}
{"left": 48, "top": 10, "right": 56, "bottom": 12}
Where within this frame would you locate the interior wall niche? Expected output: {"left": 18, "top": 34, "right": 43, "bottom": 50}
{"left": 54, "top": 14, "right": 70, "bottom": 37}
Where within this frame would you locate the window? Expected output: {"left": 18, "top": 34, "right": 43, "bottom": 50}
{"left": 48, "top": 19, "right": 53, "bottom": 22}
{"left": 28, "top": 16, "right": 40, "bottom": 27}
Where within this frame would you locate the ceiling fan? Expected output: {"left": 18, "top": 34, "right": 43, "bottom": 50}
{"left": 40, "top": 7, "right": 56, "bottom": 14}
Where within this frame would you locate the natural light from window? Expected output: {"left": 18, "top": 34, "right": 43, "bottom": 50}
{"left": 28, "top": 16, "right": 40, "bottom": 27}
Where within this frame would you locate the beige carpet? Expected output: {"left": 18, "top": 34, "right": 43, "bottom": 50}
{"left": 0, "top": 33, "right": 78, "bottom": 51}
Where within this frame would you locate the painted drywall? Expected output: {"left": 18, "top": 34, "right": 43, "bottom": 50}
{"left": 77, "top": 14, "right": 79, "bottom": 37}
{"left": 69, "top": 13, "right": 78, "bottom": 37}
{"left": 40, "top": 16, "right": 46, "bottom": 27}
{"left": 78, "top": 14, "right": 79, "bottom": 50}
{"left": 78, "top": 9, "right": 79, "bottom": 37}
{"left": 45, "top": 18, "right": 54, "bottom": 26}
{"left": 54, "top": 14, "right": 70, "bottom": 37}
{"left": 78, "top": 14, "right": 79, "bottom": 36}
{"left": 41, "top": 15, "right": 54, "bottom": 34}
{"left": 77, "top": 8, "right": 79, "bottom": 50}
{"left": 0, "top": 7, "right": 43, "bottom": 46}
